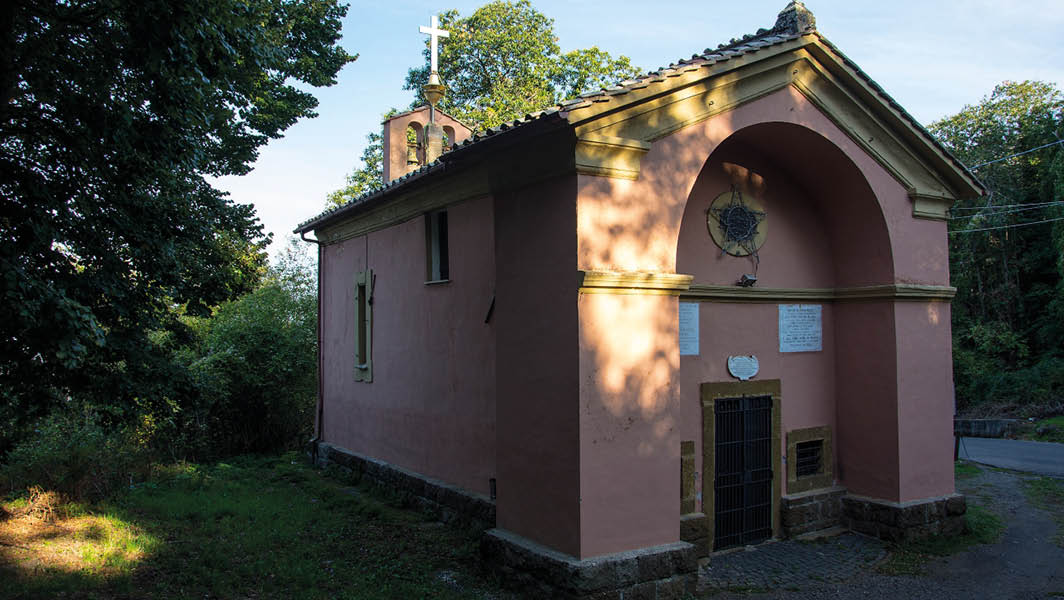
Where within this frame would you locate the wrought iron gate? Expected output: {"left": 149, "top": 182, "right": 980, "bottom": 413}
{"left": 714, "top": 395, "right": 773, "bottom": 550}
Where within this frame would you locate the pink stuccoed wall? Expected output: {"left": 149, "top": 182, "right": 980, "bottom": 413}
{"left": 494, "top": 175, "right": 582, "bottom": 557}
{"left": 317, "top": 84, "right": 957, "bottom": 561}
{"left": 574, "top": 86, "right": 956, "bottom": 556}
{"left": 894, "top": 301, "right": 956, "bottom": 501}
{"left": 577, "top": 292, "right": 683, "bottom": 557}
{"left": 319, "top": 194, "right": 497, "bottom": 496}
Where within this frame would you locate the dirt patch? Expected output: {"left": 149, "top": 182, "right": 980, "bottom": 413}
{"left": 0, "top": 509, "right": 150, "bottom": 576}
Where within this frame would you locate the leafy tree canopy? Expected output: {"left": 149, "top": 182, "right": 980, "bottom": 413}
{"left": 327, "top": 0, "right": 641, "bottom": 207}
{"left": 0, "top": 0, "right": 355, "bottom": 447}
{"left": 929, "top": 81, "right": 1064, "bottom": 411}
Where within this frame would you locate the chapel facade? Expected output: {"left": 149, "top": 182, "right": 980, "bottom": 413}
{"left": 295, "top": 3, "right": 982, "bottom": 596}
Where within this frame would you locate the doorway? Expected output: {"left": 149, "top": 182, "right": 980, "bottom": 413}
{"left": 701, "top": 380, "right": 781, "bottom": 552}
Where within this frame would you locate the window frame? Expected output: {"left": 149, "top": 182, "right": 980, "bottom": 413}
{"left": 354, "top": 268, "right": 373, "bottom": 382}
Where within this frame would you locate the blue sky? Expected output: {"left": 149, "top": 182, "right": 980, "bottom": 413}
{"left": 213, "top": 0, "right": 1064, "bottom": 258}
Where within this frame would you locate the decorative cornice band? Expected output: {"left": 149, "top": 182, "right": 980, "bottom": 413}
{"left": 908, "top": 189, "right": 954, "bottom": 221}
{"left": 682, "top": 283, "right": 955, "bottom": 303}
{"left": 574, "top": 134, "right": 651, "bottom": 180}
{"left": 579, "top": 270, "right": 694, "bottom": 295}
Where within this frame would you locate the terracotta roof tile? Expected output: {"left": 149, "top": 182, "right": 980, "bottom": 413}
{"left": 295, "top": 1, "right": 978, "bottom": 233}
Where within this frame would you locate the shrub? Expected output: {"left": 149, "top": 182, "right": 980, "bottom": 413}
{"left": 0, "top": 409, "right": 144, "bottom": 502}
{"left": 184, "top": 272, "right": 317, "bottom": 456}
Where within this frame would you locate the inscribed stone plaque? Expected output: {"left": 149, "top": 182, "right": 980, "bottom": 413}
{"left": 679, "top": 302, "right": 699, "bottom": 356}
{"left": 727, "top": 355, "right": 760, "bottom": 380}
{"left": 779, "top": 304, "right": 822, "bottom": 352}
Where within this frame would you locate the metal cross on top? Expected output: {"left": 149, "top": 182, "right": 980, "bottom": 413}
{"left": 419, "top": 15, "right": 449, "bottom": 74}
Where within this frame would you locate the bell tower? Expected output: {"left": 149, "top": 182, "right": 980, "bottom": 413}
{"left": 380, "top": 15, "right": 472, "bottom": 185}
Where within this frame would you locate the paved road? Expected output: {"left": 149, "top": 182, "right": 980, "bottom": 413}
{"left": 958, "top": 437, "right": 1064, "bottom": 477}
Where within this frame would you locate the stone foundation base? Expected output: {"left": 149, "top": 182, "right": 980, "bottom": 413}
{"left": 679, "top": 513, "right": 709, "bottom": 557}
{"left": 481, "top": 529, "right": 697, "bottom": 600}
{"left": 781, "top": 486, "right": 845, "bottom": 538}
{"left": 842, "top": 493, "right": 967, "bottom": 542}
{"left": 312, "top": 441, "right": 495, "bottom": 527}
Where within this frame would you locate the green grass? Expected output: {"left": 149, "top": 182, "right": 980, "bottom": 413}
{"left": 877, "top": 504, "right": 1004, "bottom": 576}
{"left": 1, "top": 453, "right": 510, "bottom": 599}
{"left": 1022, "top": 476, "right": 1064, "bottom": 547}
{"left": 955, "top": 461, "right": 982, "bottom": 480}
{"left": 1032, "top": 416, "right": 1064, "bottom": 443}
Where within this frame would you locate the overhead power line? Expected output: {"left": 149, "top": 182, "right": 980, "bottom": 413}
{"left": 949, "top": 215, "right": 1064, "bottom": 234}
{"left": 949, "top": 201, "right": 1064, "bottom": 219}
{"left": 968, "top": 139, "right": 1064, "bottom": 170}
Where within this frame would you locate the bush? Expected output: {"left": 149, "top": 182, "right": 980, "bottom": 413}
{"left": 181, "top": 270, "right": 317, "bottom": 457}
{"left": 956, "top": 355, "right": 1064, "bottom": 417}
{"left": 0, "top": 409, "right": 145, "bottom": 501}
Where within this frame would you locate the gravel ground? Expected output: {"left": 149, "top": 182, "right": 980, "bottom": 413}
{"left": 701, "top": 467, "right": 1064, "bottom": 599}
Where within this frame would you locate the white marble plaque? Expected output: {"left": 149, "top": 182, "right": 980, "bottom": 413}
{"left": 727, "top": 355, "right": 759, "bottom": 380}
{"left": 779, "top": 304, "right": 822, "bottom": 352}
{"left": 678, "top": 302, "right": 699, "bottom": 356}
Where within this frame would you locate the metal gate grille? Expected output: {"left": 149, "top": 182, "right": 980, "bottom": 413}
{"left": 714, "top": 395, "right": 772, "bottom": 551}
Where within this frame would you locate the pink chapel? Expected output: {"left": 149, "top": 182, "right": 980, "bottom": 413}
{"left": 295, "top": 3, "right": 983, "bottom": 596}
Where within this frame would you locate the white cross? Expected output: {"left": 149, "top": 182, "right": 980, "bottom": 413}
{"left": 419, "top": 15, "right": 449, "bottom": 74}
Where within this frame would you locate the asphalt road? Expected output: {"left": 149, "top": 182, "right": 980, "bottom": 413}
{"left": 958, "top": 436, "right": 1064, "bottom": 477}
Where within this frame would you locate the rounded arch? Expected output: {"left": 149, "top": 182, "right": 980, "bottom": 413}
{"left": 406, "top": 121, "right": 424, "bottom": 167}
{"left": 676, "top": 121, "right": 894, "bottom": 288}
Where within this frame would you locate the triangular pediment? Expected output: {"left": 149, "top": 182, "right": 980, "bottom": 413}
{"left": 567, "top": 34, "right": 983, "bottom": 218}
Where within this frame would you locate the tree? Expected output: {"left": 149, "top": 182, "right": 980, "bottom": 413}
{"left": 929, "top": 81, "right": 1064, "bottom": 411}
{"left": 327, "top": 0, "right": 641, "bottom": 207}
{"left": 0, "top": 0, "right": 355, "bottom": 451}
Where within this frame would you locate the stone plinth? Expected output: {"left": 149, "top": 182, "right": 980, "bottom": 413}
{"left": 842, "top": 493, "right": 967, "bottom": 542}
{"left": 780, "top": 486, "right": 846, "bottom": 538}
{"left": 481, "top": 529, "right": 698, "bottom": 600}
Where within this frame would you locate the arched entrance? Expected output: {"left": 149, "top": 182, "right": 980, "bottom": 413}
{"left": 674, "top": 121, "right": 896, "bottom": 550}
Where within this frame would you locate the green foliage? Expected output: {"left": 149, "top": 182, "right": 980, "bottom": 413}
{"left": 156, "top": 253, "right": 318, "bottom": 459}
{"left": 325, "top": 110, "right": 398, "bottom": 208}
{"left": 0, "top": 409, "right": 145, "bottom": 501}
{"left": 405, "top": 1, "right": 641, "bottom": 131}
{"left": 0, "top": 0, "right": 354, "bottom": 453}
{"left": 328, "top": 1, "right": 641, "bottom": 207}
{"left": 930, "top": 81, "right": 1064, "bottom": 412}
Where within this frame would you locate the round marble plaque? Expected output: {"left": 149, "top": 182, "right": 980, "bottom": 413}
{"left": 727, "top": 355, "right": 760, "bottom": 381}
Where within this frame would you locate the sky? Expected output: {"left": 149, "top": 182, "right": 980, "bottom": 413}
{"left": 213, "top": 0, "right": 1064, "bottom": 260}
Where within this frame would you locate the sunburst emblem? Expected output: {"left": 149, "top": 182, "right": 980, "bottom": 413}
{"left": 707, "top": 187, "right": 766, "bottom": 257}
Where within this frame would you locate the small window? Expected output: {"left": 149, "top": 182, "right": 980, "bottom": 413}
{"left": 425, "top": 210, "right": 449, "bottom": 282}
{"left": 795, "top": 440, "right": 823, "bottom": 478}
{"left": 354, "top": 269, "right": 373, "bottom": 382}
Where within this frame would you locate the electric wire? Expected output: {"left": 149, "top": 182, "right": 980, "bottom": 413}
{"left": 949, "top": 202, "right": 1064, "bottom": 219}
{"left": 949, "top": 215, "right": 1064, "bottom": 234}
{"left": 968, "top": 138, "right": 1064, "bottom": 170}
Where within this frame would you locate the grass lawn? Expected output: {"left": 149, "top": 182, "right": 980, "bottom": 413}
{"left": 1031, "top": 415, "right": 1064, "bottom": 444}
{"left": 1022, "top": 476, "right": 1064, "bottom": 547}
{"left": 0, "top": 453, "right": 510, "bottom": 600}
{"left": 877, "top": 465, "right": 1003, "bottom": 576}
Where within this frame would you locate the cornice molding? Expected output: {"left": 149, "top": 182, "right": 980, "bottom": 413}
{"left": 908, "top": 190, "right": 954, "bottom": 221}
{"left": 574, "top": 134, "right": 651, "bottom": 180}
{"left": 579, "top": 270, "right": 694, "bottom": 295}
{"left": 682, "top": 283, "right": 955, "bottom": 303}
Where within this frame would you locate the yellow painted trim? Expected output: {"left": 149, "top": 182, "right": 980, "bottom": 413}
{"left": 575, "top": 134, "right": 651, "bottom": 180}
{"left": 909, "top": 190, "right": 953, "bottom": 220}
{"left": 701, "top": 379, "right": 783, "bottom": 550}
{"left": 353, "top": 269, "right": 373, "bottom": 383}
{"left": 578, "top": 270, "right": 694, "bottom": 295}
{"left": 568, "top": 42, "right": 977, "bottom": 202}
{"left": 682, "top": 283, "right": 955, "bottom": 303}
{"left": 786, "top": 425, "right": 834, "bottom": 494}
